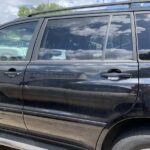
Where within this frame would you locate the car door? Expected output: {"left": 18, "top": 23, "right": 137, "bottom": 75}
{"left": 135, "top": 12, "right": 150, "bottom": 113}
{"left": 0, "top": 20, "right": 41, "bottom": 130}
{"left": 23, "top": 13, "right": 138, "bottom": 149}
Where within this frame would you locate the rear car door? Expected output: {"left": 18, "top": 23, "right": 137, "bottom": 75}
{"left": 136, "top": 12, "right": 150, "bottom": 113}
{"left": 23, "top": 12, "right": 138, "bottom": 149}
{"left": 0, "top": 20, "right": 40, "bottom": 130}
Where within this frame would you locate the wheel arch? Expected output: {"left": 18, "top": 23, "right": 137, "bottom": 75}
{"left": 96, "top": 117, "right": 150, "bottom": 150}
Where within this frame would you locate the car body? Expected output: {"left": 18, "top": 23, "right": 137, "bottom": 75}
{"left": 0, "top": 1, "right": 150, "bottom": 150}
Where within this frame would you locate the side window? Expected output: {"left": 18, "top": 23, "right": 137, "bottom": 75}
{"left": 38, "top": 16, "right": 109, "bottom": 60}
{"left": 106, "top": 14, "right": 133, "bottom": 60}
{"left": 136, "top": 13, "right": 150, "bottom": 60}
{"left": 0, "top": 22, "right": 37, "bottom": 61}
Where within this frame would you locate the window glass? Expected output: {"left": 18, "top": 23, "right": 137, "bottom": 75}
{"left": 106, "top": 15, "right": 133, "bottom": 60}
{"left": 39, "top": 16, "right": 109, "bottom": 60}
{"left": 0, "top": 22, "right": 37, "bottom": 61}
{"left": 136, "top": 13, "right": 150, "bottom": 60}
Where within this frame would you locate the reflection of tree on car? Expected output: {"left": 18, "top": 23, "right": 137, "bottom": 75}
{"left": 38, "top": 48, "right": 103, "bottom": 60}
{"left": 38, "top": 49, "right": 67, "bottom": 60}
{"left": 66, "top": 49, "right": 102, "bottom": 60}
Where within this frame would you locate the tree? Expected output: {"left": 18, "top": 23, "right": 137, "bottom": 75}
{"left": 18, "top": 3, "right": 64, "bottom": 17}
{"left": 18, "top": 6, "right": 31, "bottom": 17}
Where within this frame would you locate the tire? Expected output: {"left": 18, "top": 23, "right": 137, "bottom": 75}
{"left": 111, "top": 130, "right": 150, "bottom": 150}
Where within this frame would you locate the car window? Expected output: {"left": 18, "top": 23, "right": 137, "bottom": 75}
{"left": 38, "top": 16, "right": 109, "bottom": 60}
{"left": 0, "top": 22, "right": 37, "bottom": 61}
{"left": 136, "top": 13, "right": 150, "bottom": 60}
{"left": 105, "top": 14, "right": 133, "bottom": 60}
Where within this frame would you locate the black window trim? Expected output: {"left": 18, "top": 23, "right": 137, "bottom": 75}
{"left": 31, "top": 12, "right": 137, "bottom": 63}
{"left": 0, "top": 18, "right": 44, "bottom": 63}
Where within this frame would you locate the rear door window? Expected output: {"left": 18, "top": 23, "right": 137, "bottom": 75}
{"left": 38, "top": 16, "right": 109, "bottom": 60}
{"left": 106, "top": 14, "right": 133, "bottom": 60}
{"left": 37, "top": 14, "right": 133, "bottom": 61}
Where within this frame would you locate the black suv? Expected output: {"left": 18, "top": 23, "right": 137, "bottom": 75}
{"left": 1, "top": 1, "right": 150, "bottom": 150}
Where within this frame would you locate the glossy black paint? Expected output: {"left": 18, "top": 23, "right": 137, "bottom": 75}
{"left": 0, "top": 62, "right": 26, "bottom": 129}
{"left": 139, "top": 63, "right": 150, "bottom": 111}
{"left": 22, "top": 61, "right": 138, "bottom": 149}
{"left": 23, "top": 62, "right": 138, "bottom": 122}
{"left": 0, "top": 19, "right": 43, "bottom": 131}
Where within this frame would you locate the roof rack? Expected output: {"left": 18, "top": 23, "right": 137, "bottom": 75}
{"left": 27, "top": 0, "right": 150, "bottom": 17}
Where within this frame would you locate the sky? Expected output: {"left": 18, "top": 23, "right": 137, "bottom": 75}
{"left": 0, "top": 0, "right": 123, "bottom": 24}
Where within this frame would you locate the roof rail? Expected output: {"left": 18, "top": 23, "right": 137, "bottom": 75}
{"left": 27, "top": 0, "right": 150, "bottom": 17}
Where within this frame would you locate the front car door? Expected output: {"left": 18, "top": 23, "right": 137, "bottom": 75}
{"left": 23, "top": 12, "right": 138, "bottom": 149}
{"left": 0, "top": 20, "right": 41, "bottom": 130}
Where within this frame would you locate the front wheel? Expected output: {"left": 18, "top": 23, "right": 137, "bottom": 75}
{"left": 111, "top": 130, "right": 150, "bottom": 150}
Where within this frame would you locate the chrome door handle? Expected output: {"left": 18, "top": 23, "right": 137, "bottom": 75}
{"left": 101, "top": 72, "right": 131, "bottom": 81}
{"left": 4, "top": 72, "right": 22, "bottom": 78}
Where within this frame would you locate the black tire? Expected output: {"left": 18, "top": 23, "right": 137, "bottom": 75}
{"left": 111, "top": 130, "right": 150, "bottom": 150}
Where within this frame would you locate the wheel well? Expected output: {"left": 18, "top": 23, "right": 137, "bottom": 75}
{"left": 101, "top": 118, "right": 150, "bottom": 150}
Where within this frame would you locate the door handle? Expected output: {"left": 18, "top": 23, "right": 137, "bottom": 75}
{"left": 4, "top": 72, "right": 22, "bottom": 78}
{"left": 101, "top": 72, "right": 131, "bottom": 81}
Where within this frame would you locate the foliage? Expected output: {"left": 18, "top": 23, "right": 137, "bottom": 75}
{"left": 18, "top": 3, "right": 64, "bottom": 17}
{"left": 18, "top": 6, "right": 31, "bottom": 16}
